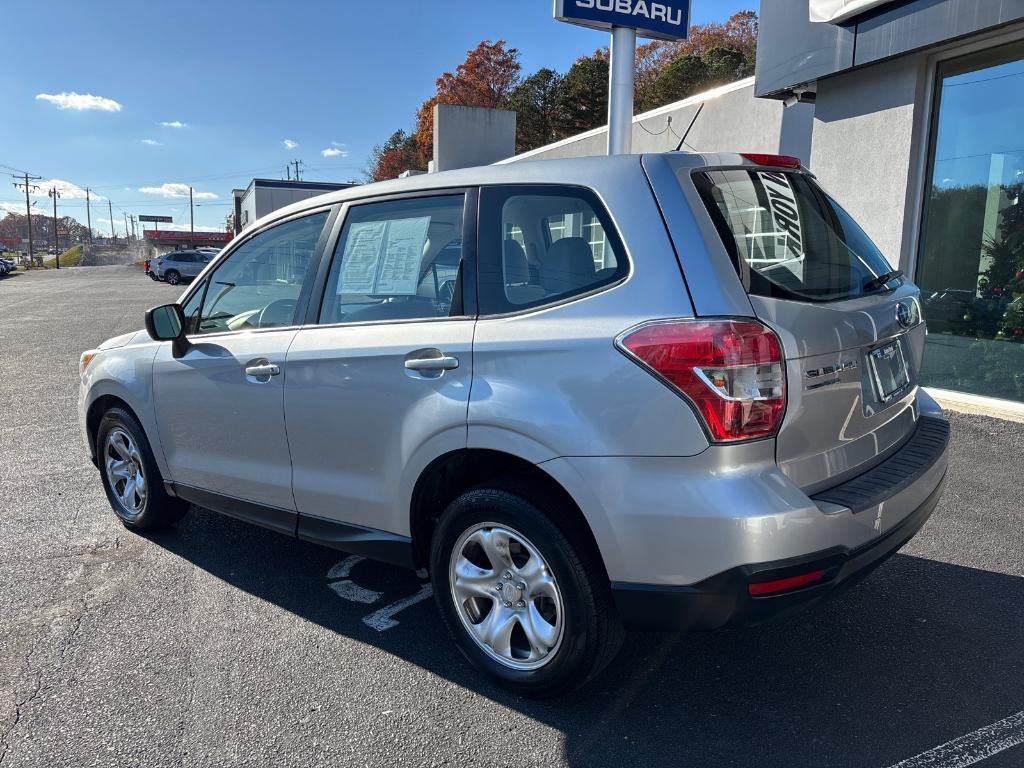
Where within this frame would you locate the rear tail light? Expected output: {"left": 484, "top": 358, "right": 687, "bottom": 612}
{"left": 740, "top": 153, "right": 802, "bottom": 169}
{"left": 617, "top": 319, "right": 786, "bottom": 442}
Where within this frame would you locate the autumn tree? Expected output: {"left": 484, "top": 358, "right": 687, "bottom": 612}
{"left": 365, "top": 129, "right": 422, "bottom": 183}
{"left": 366, "top": 11, "right": 760, "bottom": 177}
{"left": 411, "top": 40, "right": 522, "bottom": 169}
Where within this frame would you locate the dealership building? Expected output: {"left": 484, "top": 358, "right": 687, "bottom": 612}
{"left": 492, "top": 0, "right": 1024, "bottom": 412}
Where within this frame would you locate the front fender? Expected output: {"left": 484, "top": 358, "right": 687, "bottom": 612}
{"left": 80, "top": 343, "right": 166, "bottom": 477}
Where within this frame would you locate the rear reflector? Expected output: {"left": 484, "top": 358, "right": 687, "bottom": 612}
{"left": 617, "top": 319, "right": 786, "bottom": 442}
{"left": 740, "top": 153, "right": 802, "bottom": 169}
{"left": 748, "top": 570, "right": 826, "bottom": 596}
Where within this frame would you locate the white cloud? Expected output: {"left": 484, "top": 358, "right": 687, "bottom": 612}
{"left": 36, "top": 92, "right": 122, "bottom": 112}
{"left": 28, "top": 179, "right": 102, "bottom": 201}
{"left": 140, "top": 138, "right": 162, "bottom": 146}
{"left": 321, "top": 147, "right": 348, "bottom": 158}
{"left": 1, "top": 201, "right": 26, "bottom": 214}
{"left": 159, "top": 120, "right": 186, "bottom": 128}
{"left": 138, "top": 182, "right": 217, "bottom": 200}
{"left": 283, "top": 139, "right": 298, "bottom": 150}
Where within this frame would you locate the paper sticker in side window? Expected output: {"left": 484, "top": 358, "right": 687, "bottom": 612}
{"left": 337, "top": 216, "right": 430, "bottom": 296}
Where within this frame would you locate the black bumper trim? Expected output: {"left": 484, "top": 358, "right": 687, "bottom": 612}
{"left": 612, "top": 469, "right": 947, "bottom": 631}
{"left": 811, "top": 415, "right": 949, "bottom": 514}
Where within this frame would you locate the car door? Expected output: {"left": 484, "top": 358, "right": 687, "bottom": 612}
{"left": 285, "top": 191, "right": 476, "bottom": 545}
{"left": 152, "top": 209, "right": 333, "bottom": 531}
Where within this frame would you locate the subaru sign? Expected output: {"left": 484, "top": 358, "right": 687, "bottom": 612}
{"left": 554, "top": 0, "right": 691, "bottom": 41}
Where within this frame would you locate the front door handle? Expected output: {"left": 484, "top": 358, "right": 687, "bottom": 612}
{"left": 245, "top": 361, "right": 281, "bottom": 380}
{"left": 405, "top": 355, "right": 459, "bottom": 372}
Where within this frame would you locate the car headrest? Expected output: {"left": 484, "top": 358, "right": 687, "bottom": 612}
{"left": 542, "top": 237, "right": 595, "bottom": 294}
{"left": 503, "top": 239, "right": 530, "bottom": 285}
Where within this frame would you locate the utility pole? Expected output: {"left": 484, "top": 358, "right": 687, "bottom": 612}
{"left": 291, "top": 159, "right": 303, "bottom": 181}
{"left": 48, "top": 187, "right": 62, "bottom": 268}
{"left": 189, "top": 186, "right": 195, "bottom": 245}
{"left": 123, "top": 212, "right": 130, "bottom": 243}
{"left": 85, "top": 188, "right": 93, "bottom": 244}
{"left": 108, "top": 199, "right": 115, "bottom": 242}
{"left": 13, "top": 172, "right": 42, "bottom": 259}
{"left": 286, "top": 164, "right": 291, "bottom": 181}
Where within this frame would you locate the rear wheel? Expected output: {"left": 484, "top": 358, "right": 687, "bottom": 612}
{"left": 430, "top": 487, "right": 622, "bottom": 696}
{"left": 164, "top": 270, "right": 181, "bottom": 285}
{"left": 96, "top": 407, "right": 188, "bottom": 530}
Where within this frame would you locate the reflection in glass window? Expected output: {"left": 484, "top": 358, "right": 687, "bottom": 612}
{"left": 195, "top": 212, "right": 327, "bottom": 334}
{"left": 917, "top": 44, "right": 1024, "bottom": 402}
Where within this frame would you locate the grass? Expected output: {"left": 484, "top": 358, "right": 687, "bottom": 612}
{"left": 43, "top": 245, "right": 83, "bottom": 269}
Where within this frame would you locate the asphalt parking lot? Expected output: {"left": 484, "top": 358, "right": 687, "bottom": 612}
{"left": 1, "top": 266, "right": 1022, "bottom": 768}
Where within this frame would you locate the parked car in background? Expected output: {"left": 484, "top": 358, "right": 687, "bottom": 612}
{"left": 79, "top": 153, "right": 949, "bottom": 695}
{"left": 0, "top": 257, "right": 13, "bottom": 275}
{"left": 152, "top": 249, "right": 214, "bottom": 285}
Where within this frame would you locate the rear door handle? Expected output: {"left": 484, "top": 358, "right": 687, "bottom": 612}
{"left": 404, "top": 355, "right": 459, "bottom": 372}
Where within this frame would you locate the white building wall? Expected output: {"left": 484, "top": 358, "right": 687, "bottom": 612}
{"left": 809, "top": 54, "right": 927, "bottom": 269}
{"left": 501, "top": 78, "right": 814, "bottom": 164}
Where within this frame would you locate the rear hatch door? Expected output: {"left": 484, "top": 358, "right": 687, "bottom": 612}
{"left": 652, "top": 156, "right": 925, "bottom": 493}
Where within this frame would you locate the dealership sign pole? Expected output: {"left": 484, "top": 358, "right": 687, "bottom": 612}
{"left": 554, "top": 0, "right": 691, "bottom": 155}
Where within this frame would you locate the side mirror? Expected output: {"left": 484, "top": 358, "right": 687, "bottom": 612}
{"left": 145, "top": 303, "right": 189, "bottom": 358}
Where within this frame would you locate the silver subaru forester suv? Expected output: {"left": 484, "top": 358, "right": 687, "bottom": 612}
{"left": 79, "top": 153, "right": 949, "bottom": 695}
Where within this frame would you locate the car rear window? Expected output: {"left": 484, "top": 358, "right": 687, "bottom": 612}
{"left": 692, "top": 169, "right": 899, "bottom": 302}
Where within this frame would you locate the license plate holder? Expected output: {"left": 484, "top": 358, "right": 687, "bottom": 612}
{"left": 869, "top": 338, "right": 910, "bottom": 403}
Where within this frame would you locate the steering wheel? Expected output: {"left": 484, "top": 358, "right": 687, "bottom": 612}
{"left": 257, "top": 298, "right": 298, "bottom": 328}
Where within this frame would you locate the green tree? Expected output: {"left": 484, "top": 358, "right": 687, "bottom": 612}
{"left": 645, "top": 54, "right": 709, "bottom": 111}
{"left": 555, "top": 55, "right": 609, "bottom": 137}
{"left": 501, "top": 68, "right": 563, "bottom": 153}
{"left": 703, "top": 46, "right": 749, "bottom": 86}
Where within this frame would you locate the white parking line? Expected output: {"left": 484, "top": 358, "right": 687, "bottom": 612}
{"left": 885, "top": 710, "right": 1024, "bottom": 768}
{"left": 328, "top": 579, "right": 382, "bottom": 604}
{"left": 362, "top": 584, "right": 433, "bottom": 631}
{"left": 327, "top": 555, "right": 365, "bottom": 580}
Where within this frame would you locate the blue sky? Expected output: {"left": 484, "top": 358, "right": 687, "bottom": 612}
{"left": 1, "top": 0, "right": 753, "bottom": 234}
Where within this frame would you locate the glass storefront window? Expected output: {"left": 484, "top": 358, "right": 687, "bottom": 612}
{"left": 917, "top": 44, "right": 1024, "bottom": 402}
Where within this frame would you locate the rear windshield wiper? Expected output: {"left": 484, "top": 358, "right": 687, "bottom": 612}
{"left": 864, "top": 270, "right": 903, "bottom": 293}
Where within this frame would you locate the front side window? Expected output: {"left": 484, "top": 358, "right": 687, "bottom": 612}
{"left": 319, "top": 195, "right": 465, "bottom": 324}
{"left": 693, "top": 169, "right": 897, "bottom": 302}
{"left": 192, "top": 211, "right": 327, "bottom": 334}
{"left": 479, "top": 187, "right": 628, "bottom": 314}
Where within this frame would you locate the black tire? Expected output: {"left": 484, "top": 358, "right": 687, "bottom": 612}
{"left": 430, "top": 487, "right": 623, "bottom": 697}
{"left": 96, "top": 407, "right": 188, "bottom": 531}
{"left": 164, "top": 270, "right": 181, "bottom": 286}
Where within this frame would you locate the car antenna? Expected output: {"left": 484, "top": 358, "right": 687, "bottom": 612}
{"left": 674, "top": 102, "right": 704, "bottom": 152}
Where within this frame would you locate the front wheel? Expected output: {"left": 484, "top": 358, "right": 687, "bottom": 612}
{"left": 164, "top": 270, "right": 181, "bottom": 285}
{"left": 430, "top": 487, "right": 623, "bottom": 696}
{"left": 96, "top": 407, "right": 188, "bottom": 530}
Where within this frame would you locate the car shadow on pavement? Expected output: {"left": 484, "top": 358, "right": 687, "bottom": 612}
{"left": 148, "top": 507, "right": 1024, "bottom": 768}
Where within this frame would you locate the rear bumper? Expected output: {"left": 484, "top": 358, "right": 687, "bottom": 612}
{"left": 612, "top": 470, "right": 945, "bottom": 630}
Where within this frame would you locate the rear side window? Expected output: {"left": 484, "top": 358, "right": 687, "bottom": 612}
{"left": 693, "top": 169, "right": 898, "bottom": 302}
{"left": 478, "top": 186, "right": 628, "bottom": 314}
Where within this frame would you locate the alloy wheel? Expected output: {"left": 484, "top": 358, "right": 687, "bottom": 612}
{"left": 104, "top": 427, "right": 147, "bottom": 518}
{"left": 449, "top": 523, "right": 564, "bottom": 670}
